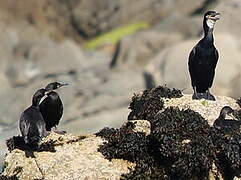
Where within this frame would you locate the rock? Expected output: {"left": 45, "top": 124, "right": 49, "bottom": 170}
{"left": 110, "top": 31, "right": 183, "bottom": 69}
{"left": 2, "top": 133, "right": 134, "bottom": 180}
{"left": 163, "top": 94, "right": 239, "bottom": 125}
{"left": 63, "top": 107, "right": 130, "bottom": 134}
{"left": 231, "top": 73, "right": 241, "bottom": 98}
{"left": 0, "top": 0, "right": 81, "bottom": 42}
{"left": 2, "top": 86, "right": 241, "bottom": 179}
{"left": 145, "top": 39, "right": 195, "bottom": 94}
{"left": 128, "top": 120, "right": 151, "bottom": 135}
{"left": 0, "top": 0, "right": 207, "bottom": 40}
{"left": 154, "top": 12, "right": 202, "bottom": 38}
{"left": 215, "top": 0, "right": 241, "bottom": 38}
{"left": 209, "top": 163, "right": 223, "bottom": 180}
{"left": 70, "top": 0, "right": 206, "bottom": 37}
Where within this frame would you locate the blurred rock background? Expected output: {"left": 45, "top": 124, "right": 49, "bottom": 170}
{"left": 0, "top": 0, "right": 241, "bottom": 170}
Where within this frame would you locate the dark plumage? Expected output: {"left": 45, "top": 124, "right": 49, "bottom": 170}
{"left": 188, "top": 11, "right": 220, "bottom": 100}
{"left": 19, "top": 89, "right": 48, "bottom": 145}
{"left": 40, "top": 82, "right": 68, "bottom": 131}
{"left": 213, "top": 106, "right": 241, "bottom": 134}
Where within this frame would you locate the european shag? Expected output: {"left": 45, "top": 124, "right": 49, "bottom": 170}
{"left": 188, "top": 11, "right": 220, "bottom": 100}
{"left": 19, "top": 88, "right": 48, "bottom": 145}
{"left": 213, "top": 106, "right": 241, "bottom": 134}
{"left": 40, "top": 82, "right": 68, "bottom": 131}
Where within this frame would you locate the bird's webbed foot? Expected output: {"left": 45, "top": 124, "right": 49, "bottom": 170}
{"left": 52, "top": 126, "right": 67, "bottom": 134}
{"left": 43, "top": 131, "right": 51, "bottom": 138}
{"left": 206, "top": 90, "right": 216, "bottom": 101}
{"left": 192, "top": 93, "right": 205, "bottom": 100}
{"left": 53, "top": 130, "right": 67, "bottom": 135}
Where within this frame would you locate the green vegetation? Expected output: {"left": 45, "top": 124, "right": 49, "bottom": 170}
{"left": 84, "top": 22, "right": 149, "bottom": 49}
{"left": 201, "top": 100, "right": 209, "bottom": 107}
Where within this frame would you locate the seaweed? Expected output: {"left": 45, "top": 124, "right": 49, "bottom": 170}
{"left": 97, "top": 86, "right": 241, "bottom": 179}
{"left": 6, "top": 136, "right": 56, "bottom": 154}
{"left": 151, "top": 107, "right": 214, "bottom": 180}
{"left": 0, "top": 175, "right": 18, "bottom": 180}
{"left": 96, "top": 122, "right": 148, "bottom": 162}
{"left": 128, "top": 86, "right": 182, "bottom": 120}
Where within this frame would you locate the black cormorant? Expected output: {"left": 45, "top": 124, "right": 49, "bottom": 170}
{"left": 188, "top": 11, "right": 220, "bottom": 100}
{"left": 213, "top": 106, "right": 241, "bottom": 134}
{"left": 19, "top": 88, "right": 48, "bottom": 145}
{"left": 40, "top": 82, "right": 68, "bottom": 131}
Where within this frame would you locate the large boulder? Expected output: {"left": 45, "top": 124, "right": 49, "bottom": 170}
{"left": 215, "top": 0, "right": 241, "bottom": 38}
{"left": 70, "top": 0, "right": 206, "bottom": 37}
{"left": 0, "top": 0, "right": 207, "bottom": 40}
{"left": 110, "top": 31, "right": 183, "bottom": 69}
{"left": 2, "top": 134, "right": 134, "bottom": 180}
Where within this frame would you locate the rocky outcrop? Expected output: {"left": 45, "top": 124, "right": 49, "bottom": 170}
{"left": 2, "top": 134, "right": 134, "bottom": 180}
{"left": 1, "top": 0, "right": 241, "bottom": 175}
{"left": 1, "top": 86, "right": 241, "bottom": 180}
{"left": 70, "top": 0, "right": 206, "bottom": 38}
{"left": 0, "top": 0, "right": 207, "bottom": 40}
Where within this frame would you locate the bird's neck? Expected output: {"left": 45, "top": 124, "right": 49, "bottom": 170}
{"left": 218, "top": 112, "right": 226, "bottom": 121}
{"left": 203, "top": 21, "right": 214, "bottom": 44}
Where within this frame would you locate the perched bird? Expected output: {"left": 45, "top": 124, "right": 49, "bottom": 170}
{"left": 188, "top": 11, "right": 220, "bottom": 100}
{"left": 213, "top": 106, "right": 241, "bottom": 134}
{"left": 19, "top": 89, "right": 48, "bottom": 145}
{"left": 40, "top": 82, "right": 68, "bottom": 131}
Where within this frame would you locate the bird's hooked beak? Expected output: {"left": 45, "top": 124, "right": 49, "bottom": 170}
{"left": 227, "top": 111, "right": 236, "bottom": 120}
{"left": 208, "top": 12, "right": 221, "bottom": 21}
{"left": 229, "top": 114, "right": 237, "bottom": 120}
{"left": 58, "top": 83, "right": 69, "bottom": 88}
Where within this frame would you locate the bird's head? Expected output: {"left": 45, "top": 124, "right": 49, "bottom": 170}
{"left": 45, "top": 82, "right": 69, "bottom": 91}
{"left": 219, "top": 106, "right": 235, "bottom": 119}
{"left": 32, "top": 88, "right": 48, "bottom": 106}
{"left": 34, "top": 88, "right": 48, "bottom": 98}
{"left": 204, "top": 11, "right": 220, "bottom": 29}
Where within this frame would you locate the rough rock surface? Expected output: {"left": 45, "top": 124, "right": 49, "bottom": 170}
{"left": 164, "top": 94, "right": 239, "bottom": 125}
{"left": 0, "top": 0, "right": 206, "bottom": 40}
{"left": 2, "top": 90, "right": 240, "bottom": 179}
{"left": 2, "top": 133, "right": 134, "bottom": 180}
{"left": 1, "top": 0, "right": 241, "bottom": 175}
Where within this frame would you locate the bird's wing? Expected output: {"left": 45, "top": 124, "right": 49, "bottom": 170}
{"left": 36, "top": 120, "right": 45, "bottom": 138}
{"left": 19, "top": 113, "right": 30, "bottom": 140}
{"left": 213, "top": 49, "right": 219, "bottom": 67}
{"left": 188, "top": 45, "right": 198, "bottom": 87}
{"left": 188, "top": 46, "right": 196, "bottom": 62}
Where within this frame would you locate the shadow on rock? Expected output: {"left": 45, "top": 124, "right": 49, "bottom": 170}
{"left": 6, "top": 136, "right": 56, "bottom": 158}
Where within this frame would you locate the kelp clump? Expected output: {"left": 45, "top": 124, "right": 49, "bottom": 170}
{"left": 96, "top": 122, "right": 168, "bottom": 179}
{"left": 96, "top": 122, "right": 150, "bottom": 163}
{"left": 128, "top": 86, "right": 182, "bottom": 120}
{"left": 151, "top": 107, "right": 215, "bottom": 179}
{"left": 0, "top": 175, "right": 18, "bottom": 180}
{"left": 97, "top": 86, "right": 241, "bottom": 180}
